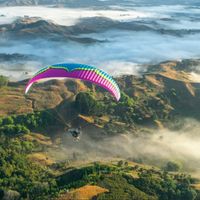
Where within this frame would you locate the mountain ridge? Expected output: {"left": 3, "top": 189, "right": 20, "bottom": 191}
{"left": 1, "top": 58, "right": 200, "bottom": 129}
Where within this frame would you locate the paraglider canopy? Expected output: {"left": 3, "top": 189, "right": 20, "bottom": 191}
{"left": 25, "top": 63, "right": 120, "bottom": 101}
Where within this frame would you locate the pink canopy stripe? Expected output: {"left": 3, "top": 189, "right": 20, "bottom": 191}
{"left": 25, "top": 63, "right": 120, "bottom": 101}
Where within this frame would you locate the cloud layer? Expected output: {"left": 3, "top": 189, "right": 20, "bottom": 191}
{"left": 0, "top": 2, "right": 200, "bottom": 79}
{"left": 57, "top": 118, "right": 200, "bottom": 174}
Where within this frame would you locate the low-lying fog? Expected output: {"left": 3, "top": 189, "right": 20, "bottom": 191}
{"left": 0, "top": 2, "right": 200, "bottom": 79}
{"left": 1, "top": 30, "right": 200, "bottom": 80}
{"left": 55, "top": 119, "right": 200, "bottom": 174}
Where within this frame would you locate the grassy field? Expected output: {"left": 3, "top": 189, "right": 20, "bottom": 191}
{"left": 56, "top": 185, "right": 108, "bottom": 200}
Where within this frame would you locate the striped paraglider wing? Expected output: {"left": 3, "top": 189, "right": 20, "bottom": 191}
{"left": 25, "top": 63, "right": 120, "bottom": 101}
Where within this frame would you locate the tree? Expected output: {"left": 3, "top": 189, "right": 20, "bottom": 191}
{"left": 117, "top": 160, "right": 124, "bottom": 167}
{"left": 0, "top": 75, "right": 8, "bottom": 87}
{"left": 3, "top": 116, "right": 14, "bottom": 125}
{"left": 0, "top": 124, "right": 30, "bottom": 135}
{"left": 0, "top": 137, "right": 59, "bottom": 200}
{"left": 119, "top": 92, "right": 135, "bottom": 107}
{"left": 75, "top": 92, "right": 101, "bottom": 115}
{"left": 124, "top": 161, "right": 129, "bottom": 167}
{"left": 164, "top": 161, "right": 182, "bottom": 172}
{"left": 0, "top": 118, "right": 3, "bottom": 126}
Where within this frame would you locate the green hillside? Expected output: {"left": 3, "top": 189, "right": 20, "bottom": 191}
{"left": 1, "top": 59, "right": 200, "bottom": 199}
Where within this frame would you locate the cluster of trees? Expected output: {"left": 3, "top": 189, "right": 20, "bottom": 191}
{"left": 117, "top": 160, "right": 129, "bottom": 167}
{"left": 74, "top": 91, "right": 161, "bottom": 126}
{"left": 97, "top": 174, "right": 155, "bottom": 200}
{"left": 164, "top": 161, "right": 182, "bottom": 172}
{"left": 57, "top": 162, "right": 197, "bottom": 200}
{"left": 0, "top": 111, "right": 55, "bottom": 136}
{"left": 130, "top": 171, "right": 197, "bottom": 200}
{"left": 75, "top": 92, "right": 106, "bottom": 116}
{"left": 0, "top": 134, "right": 59, "bottom": 200}
{"left": 74, "top": 92, "right": 135, "bottom": 118}
{"left": 58, "top": 161, "right": 197, "bottom": 200}
{"left": 0, "top": 124, "right": 30, "bottom": 135}
{"left": 57, "top": 163, "right": 116, "bottom": 189}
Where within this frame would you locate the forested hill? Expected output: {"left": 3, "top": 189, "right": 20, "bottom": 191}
{"left": 1, "top": 59, "right": 200, "bottom": 200}
{"left": 1, "top": 59, "right": 200, "bottom": 132}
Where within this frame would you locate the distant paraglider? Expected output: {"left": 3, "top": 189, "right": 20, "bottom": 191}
{"left": 66, "top": 128, "right": 82, "bottom": 140}
{"left": 25, "top": 63, "right": 120, "bottom": 101}
{"left": 25, "top": 63, "right": 120, "bottom": 140}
